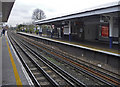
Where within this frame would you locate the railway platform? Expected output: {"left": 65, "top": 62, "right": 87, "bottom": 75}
{"left": 18, "top": 32, "right": 119, "bottom": 57}
{"left": 0, "top": 30, "right": 33, "bottom": 86}
{"left": 17, "top": 32, "right": 120, "bottom": 75}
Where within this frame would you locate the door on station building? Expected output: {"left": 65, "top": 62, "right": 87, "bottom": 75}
{"left": 83, "top": 16, "right": 100, "bottom": 41}
{"left": 71, "top": 21, "right": 84, "bottom": 41}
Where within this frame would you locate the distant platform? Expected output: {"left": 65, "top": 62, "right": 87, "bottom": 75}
{"left": 17, "top": 32, "right": 120, "bottom": 57}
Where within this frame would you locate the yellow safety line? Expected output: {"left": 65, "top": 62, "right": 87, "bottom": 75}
{"left": 6, "top": 37, "right": 22, "bottom": 86}
{"left": 22, "top": 32, "right": 119, "bottom": 55}
{"left": 53, "top": 39, "right": 120, "bottom": 55}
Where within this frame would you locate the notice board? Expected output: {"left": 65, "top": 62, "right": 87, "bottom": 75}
{"left": 101, "top": 26, "right": 109, "bottom": 37}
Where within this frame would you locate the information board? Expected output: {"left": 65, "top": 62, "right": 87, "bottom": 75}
{"left": 101, "top": 26, "right": 109, "bottom": 37}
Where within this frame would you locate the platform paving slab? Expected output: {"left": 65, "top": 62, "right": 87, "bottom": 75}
{"left": 2, "top": 33, "right": 30, "bottom": 86}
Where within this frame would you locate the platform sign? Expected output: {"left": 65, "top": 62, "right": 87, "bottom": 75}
{"left": 101, "top": 26, "right": 109, "bottom": 37}
{"left": 64, "top": 25, "right": 69, "bottom": 35}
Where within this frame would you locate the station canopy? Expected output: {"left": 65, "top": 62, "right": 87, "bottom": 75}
{"left": 35, "top": 1, "right": 120, "bottom": 25}
{"left": 1, "top": 0, "right": 15, "bottom": 22}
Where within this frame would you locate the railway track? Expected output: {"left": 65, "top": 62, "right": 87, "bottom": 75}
{"left": 15, "top": 32, "right": 120, "bottom": 86}
{"left": 9, "top": 33, "right": 58, "bottom": 86}
{"left": 8, "top": 32, "right": 86, "bottom": 86}
{"left": 19, "top": 32, "right": 120, "bottom": 80}
{"left": 8, "top": 31, "right": 120, "bottom": 86}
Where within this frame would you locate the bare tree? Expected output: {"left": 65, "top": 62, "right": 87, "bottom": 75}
{"left": 32, "top": 8, "right": 46, "bottom": 21}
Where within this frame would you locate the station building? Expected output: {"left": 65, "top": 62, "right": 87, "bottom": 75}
{"left": 0, "top": 0, "right": 15, "bottom": 29}
{"left": 35, "top": 2, "right": 120, "bottom": 49}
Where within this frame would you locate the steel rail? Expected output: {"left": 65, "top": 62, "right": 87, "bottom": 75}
{"left": 16, "top": 34, "right": 87, "bottom": 87}
{"left": 17, "top": 32, "right": 120, "bottom": 79}
{"left": 15, "top": 34, "right": 77, "bottom": 86}
{"left": 13, "top": 32, "right": 111, "bottom": 86}
{"left": 16, "top": 34, "right": 119, "bottom": 86}
{"left": 9, "top": 34, "right": 59, "bottom": 87}
{"left": 8, "top": 34, "right": 41, "bottom": 86}
{"left": 18, "top": 34, "right": 120, "bottom": 86}
{"left": 10, "top": 32, "right": 120, "bottom": 86}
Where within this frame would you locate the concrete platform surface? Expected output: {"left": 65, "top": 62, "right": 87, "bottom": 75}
{"left": 0, "top": 31, "right": 33, "bottom": 86}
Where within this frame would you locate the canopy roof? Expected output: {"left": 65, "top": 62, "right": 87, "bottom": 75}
{"left": 1, "top": 0, "right": 15, "bottom": 22}
{"left": 35, "top": 1, "right": 120, "bottom": 25}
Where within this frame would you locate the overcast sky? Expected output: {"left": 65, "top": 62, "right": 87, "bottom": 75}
{"left": 7, "top": 0, "right": 118, "bottom": 26}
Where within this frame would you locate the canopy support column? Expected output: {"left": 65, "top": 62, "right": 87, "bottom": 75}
{"left": 69, "top": 21, "right": 71, "bottom": 41}
{"left": 109, "top": 16, "right": 113, "bottom": 48}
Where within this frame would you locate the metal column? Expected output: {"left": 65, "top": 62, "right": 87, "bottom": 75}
{"left": 118, "top": 12, "right": 120, "bottom": 53}
{"left": 109, "top": 16, "right": 113, "bottom": 48}
{"left": 69, "top": 21, "right": 71, "bottom": 41}
{"left": 0, "top": 1, "right": 2, "bottom": 23}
